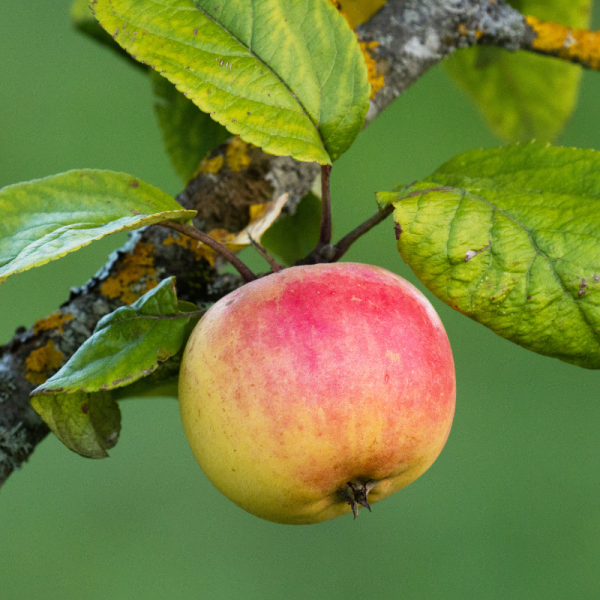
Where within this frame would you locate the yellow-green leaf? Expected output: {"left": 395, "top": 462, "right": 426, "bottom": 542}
{"left": 378, "top": 143, "right": 600, "bottom": 369}
{"left": 0, "top": 170, "right": 196, "bottom": 285}
{"left": 92, "top": 0, "right": 371, "bottom": 164}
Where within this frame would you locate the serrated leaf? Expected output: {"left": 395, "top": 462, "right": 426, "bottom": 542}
{"left": 92, "top": 0, "right": 370, "bottom": 164}
{"left": 444, "top": 0, "right": 591, "bottom": 142}
{"left": 261, "top": 191, "right": 321, "bottom": 266}
{"left": 30, "top": 391, "right": 121, "bottom": 459}
{"left": 152, "top": 71, "right": 230, "bottom": 182}
{"left": 32, "top": 278, "right": 203, "bottom": 395}
{"left": 378, "top": 143, "right": 600, "bottom": 369}
{"left": 0, "top": 170, "right": 196, "bottom": 285}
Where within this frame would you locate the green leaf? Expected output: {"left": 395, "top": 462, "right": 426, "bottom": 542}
{"left": 378, "top": 143, "right": 600, "bottom": 369}
{"left": 30, "top": 391, "right": 121, "bottom": 459}
{"left": 92, "top": 0, "right": 371, "bottom": 164}
{"left": 71, "top": 0, "right": 144, "bottom": 68}
{"left": 152, "top": 71, "right": 230, "bottom": 182}
{"left": 0, "top": 170, "right": 196, "bottom": 285}
{"left": 261, "top": 191, "right": 322, "bottom": 266}
{"left": 32, "top": 278, "right": 203, "bottom": 395}
{"left": 443, "top": 0, "right": 591, "bottom": 142}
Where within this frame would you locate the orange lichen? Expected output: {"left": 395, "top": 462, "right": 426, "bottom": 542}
{"left": 226, "top": 137, "right": 252, "bottom": 172}
{"left": 100, "top": 242, "right": 158, "bottom": 304}
{"left": 25, "top": 340, "right": 64, "bottom": 385}
{"left": 359, "top": 41, "right": 385, "bottom": 98}
{"left": 198, "top": 154, "right": 224, "bottom": 175}
{"left": 527, "top": 15, "right": 600, "bottom": 70}
{"left": 33, "top": 312, "right": 73, "bottom": 335}
{"left": 162, "top": 233, "right": 218, "bottom": 264}
{"left": 458, "top": 24, "right": 469, "bottom": 36}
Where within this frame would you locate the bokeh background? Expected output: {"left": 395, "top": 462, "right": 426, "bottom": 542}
{"left": 2, "top": 3, "right": 600, "bottom": 599}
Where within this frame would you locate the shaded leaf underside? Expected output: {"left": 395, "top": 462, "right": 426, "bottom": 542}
{"left": 152, "top": 71, "right": 230, "bottom": 181}
{"left": 31, "top": 391, "right": 121, "bottom": 459}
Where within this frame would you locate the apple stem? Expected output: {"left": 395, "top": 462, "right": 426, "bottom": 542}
{"left": 158, "top": 221, "right": 258, "bottom": 283}
{"left": 296, "top": 204, "right": 394, "bottom": 266}
{"left": 319, "top": 164, "right": 333, "bottom": 247}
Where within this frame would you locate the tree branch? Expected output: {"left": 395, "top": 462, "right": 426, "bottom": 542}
{"left": 1, "top": 0, "right": 596, "bottom": 486}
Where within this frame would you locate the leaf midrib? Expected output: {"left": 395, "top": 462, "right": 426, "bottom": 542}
{"left": 137, "top": 0, "right": 326, "bottom": 149}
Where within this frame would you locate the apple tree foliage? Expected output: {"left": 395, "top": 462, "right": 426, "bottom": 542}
{"left": 1, "top": 0, "right": 599, "bottom": 458}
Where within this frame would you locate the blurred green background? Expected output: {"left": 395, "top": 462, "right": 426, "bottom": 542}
{"left": 2, "top": 3, "right": 600, "bottom": 599}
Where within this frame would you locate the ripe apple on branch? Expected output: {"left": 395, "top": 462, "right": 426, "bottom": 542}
{"left": 2, "top": 0, "right": 600, "bottom": 526}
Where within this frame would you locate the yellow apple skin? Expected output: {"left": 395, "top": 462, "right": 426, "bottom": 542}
{"left": 179, "top": 263, "right": 455, "bottom": 524}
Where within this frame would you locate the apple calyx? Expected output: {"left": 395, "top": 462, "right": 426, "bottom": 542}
{"left": 340, "top": 480, "right": 377, "bottom": 519}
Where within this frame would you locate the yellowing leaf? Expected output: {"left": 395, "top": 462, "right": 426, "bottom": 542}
{"left": 92, "top": 0, "right": 370, "bottom": 164}
{"left": 379, "top": 143, "right": 600, "bottom": 369}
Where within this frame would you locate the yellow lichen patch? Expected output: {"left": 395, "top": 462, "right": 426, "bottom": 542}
{"left": 33, "top": 312, "right": 73, "bottom": 335}
{"left": 100, "top": 242, "right": 158, "bottom": 304}
{"left": 360, "top": 41, "right": 385, "bottom": 98}
{"left": 162, "top": 233, "right": 218, "bottom": 265}
{"left": 198, "top": 154, "right": 224, "bottom": 175}
{"left": 25, "top": 340, "right": 64, "bottom": 385}
{"left": 458, "top": 24, "right": 469, "bottom": 36}
{"left": 226, "top": 137, "right": 252, "bottom": 172}
{"left": 527, "top": 16, "right": 600, "bottom": 70}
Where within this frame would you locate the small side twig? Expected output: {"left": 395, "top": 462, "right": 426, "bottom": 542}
{"left": 331, "top": 204, "right": 394, "bottom": 262}
{"left": 247, "top": 235, "right": 284, "bottom": 273}
{"left": 159, "top": 221, "right": 257, "bottom": 283}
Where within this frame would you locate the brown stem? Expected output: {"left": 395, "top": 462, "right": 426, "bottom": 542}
{"left": 247, "top": 235, "right": 284, "bottom": 273}
{"left": 159, "top": 221, "right": 257, "bottom": 283}
{"left": 319, "top": 164, "right": 333, "bottom": 246}
{"left": 332, "top": 204, "right": 394, "bottom": 262}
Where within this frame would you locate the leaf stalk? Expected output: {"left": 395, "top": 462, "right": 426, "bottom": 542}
{"left": 158, "top": 221, "right": 257, "bottom": 283}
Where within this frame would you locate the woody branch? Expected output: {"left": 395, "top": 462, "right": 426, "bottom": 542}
{"left": 1, "top": 0, "right": 598, "bottom": 486}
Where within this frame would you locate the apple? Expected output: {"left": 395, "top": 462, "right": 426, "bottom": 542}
{"left": 178, "top": 263, "right": 455, "bottom": 524}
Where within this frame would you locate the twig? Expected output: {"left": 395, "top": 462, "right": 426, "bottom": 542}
{"left": 159, "top": 221, "right": 257, "bottom": 283}
{"left": 247, "top": 235, "right": 284, "bottom": 273}
{"left": 332, "top": 204, "right": 394, "bottom": 261}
